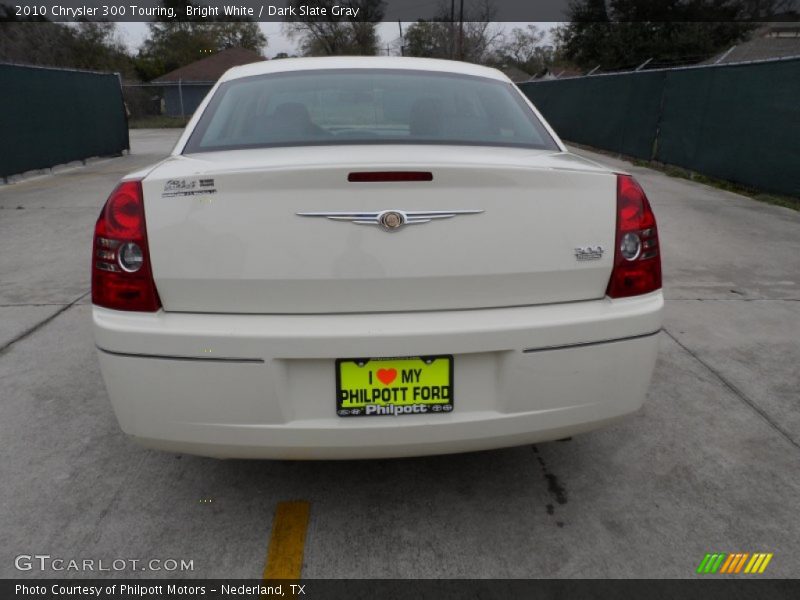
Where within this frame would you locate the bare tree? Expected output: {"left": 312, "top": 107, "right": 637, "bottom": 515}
{"left": 0, "top": 12, "right": 134, "bottom": 75}
{"left": 403, "top": 0, "right": 503, "bottom": 63}
{"left": 489, "top": 25, "right": 555, "bottom": 76}
{"left": 283, "top": 0, "right": 385, "bottom": 56}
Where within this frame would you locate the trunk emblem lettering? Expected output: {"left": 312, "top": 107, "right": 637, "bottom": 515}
{"left": 296, "top": 209, "right": 483, "bottom": 231}
{"left": 575, "top": 246, "right": 605, "bottom": 261}
{"left": 162, "top": 178, "right": 216, "bottom": 198}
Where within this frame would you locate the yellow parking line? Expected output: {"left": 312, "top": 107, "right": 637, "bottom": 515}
{"left": 263, "top": 501, "right": 311, "bottom": 580}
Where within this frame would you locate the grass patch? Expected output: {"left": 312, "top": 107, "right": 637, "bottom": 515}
{"left": 128, "top": 116, "right": 189, "bottom": 129}
{"left": 630, "top": 159, "right": 800, "bottom": 212}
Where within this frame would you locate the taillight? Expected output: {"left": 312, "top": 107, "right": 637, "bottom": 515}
{"left": 606, "top": 174, "right": 662, "bottom": 298}
{"left": 92, "top": 180, "right": 161, "bottom": 312}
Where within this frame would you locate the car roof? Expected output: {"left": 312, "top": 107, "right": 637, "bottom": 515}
{"left": 221, "top": 56, "right": 510, "bottom": 83}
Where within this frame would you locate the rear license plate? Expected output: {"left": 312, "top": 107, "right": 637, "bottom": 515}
{"left": 336, "top": 356, "right": 453, "bottom": 417}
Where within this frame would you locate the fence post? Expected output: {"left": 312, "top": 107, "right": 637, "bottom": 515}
{"left": 178, "top": 79, "right": 185, "bottom": 118}
{"left": 651, "top": 71, "right": 669, "bottom": 161}
{"left": 116, "top": 72, "right": 130, "bottom": 151}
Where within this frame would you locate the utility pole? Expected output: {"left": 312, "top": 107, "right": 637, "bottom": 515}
{"left": 178, "top": 78, "right": 185, "bottom": 119}
{"left": 398, "top": 21, "right": 404, "bottom": 56}
{"left": 450, "top": 0, "right": 455, "bottom": 59}
{"left": 458, "top": 0, "right": 464, "bottom": 61}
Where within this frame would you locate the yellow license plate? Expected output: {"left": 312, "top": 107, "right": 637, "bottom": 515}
{"left": 336, "top": 356, "right": 453, "bottom": 417}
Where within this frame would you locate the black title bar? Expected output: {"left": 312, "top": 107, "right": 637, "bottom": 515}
{"left": 3, "top": 0, "right": 799, "bottom": 23}
{"left": 4, "top": 579, "right": 800, "bottom": 600}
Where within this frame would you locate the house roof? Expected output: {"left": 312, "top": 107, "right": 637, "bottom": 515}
{"left": 705, "top": 25, "right": 800, "bottom": 65}
{"left": 533, "top": 66, "right": 585, "bottom": 80}
{"left": 154, "top": 47, "right": 265, "bottom": 83}
{"left": 498, "top": 65, "right": 532, "bottom": 83}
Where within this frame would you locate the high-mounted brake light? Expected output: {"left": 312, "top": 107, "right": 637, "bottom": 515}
{"left": 92, "top": 180, "right": 161, "bottom": 312}
{"left": 606, "top": 174, "right": 662, "bottom": 299}
{"left": 348, "top": 171, "right": 433, "bottom": 182}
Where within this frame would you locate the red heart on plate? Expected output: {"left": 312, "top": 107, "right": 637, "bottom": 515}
{"left": 376, "top": 368, "right": 397, "bottom": 386}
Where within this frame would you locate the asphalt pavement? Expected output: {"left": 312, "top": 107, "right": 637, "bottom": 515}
{"left": 1, "top": 130, "right": 798, "bottom": 579}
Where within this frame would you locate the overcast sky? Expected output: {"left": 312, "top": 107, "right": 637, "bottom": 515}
{"left": 116, "top": 22, "right": 559, "bottom": 58}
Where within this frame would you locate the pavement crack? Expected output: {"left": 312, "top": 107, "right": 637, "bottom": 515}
{"left": 663, "top": 327, "right": 800, "bottom": 451}
{"left": 85, "top": 452, "right": 149, "bottom": 546}
{"left": 532, "top": 445, "right": 568, "bottom": 527}
{"left": 0, "top": 291, "right": 88, "bottom": 357}
{"left": 0, "top": 302, "right": 75, "bottom": 307}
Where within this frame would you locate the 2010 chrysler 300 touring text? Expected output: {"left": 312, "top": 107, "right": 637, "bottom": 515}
{"left": 92, "top": 57, "right": 663, "bottom": 459}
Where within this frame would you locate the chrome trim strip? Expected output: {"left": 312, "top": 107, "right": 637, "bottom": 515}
{"left": 522, "top": 329, "right": 662, "bottom": 354}
{"left": 98, "top": 331, "right": 661, "bottom": 362}
{"left": 297, "top": 209, "right": 483, "bottom": 230}
{"left": 96, "top": 346, "right": 264, "bottom": 364}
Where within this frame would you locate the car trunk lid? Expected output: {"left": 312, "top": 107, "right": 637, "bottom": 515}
{"left": 142, "top": 145, "right": 617, "bottom": 314}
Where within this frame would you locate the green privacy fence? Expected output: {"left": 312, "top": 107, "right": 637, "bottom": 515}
{"left": 0, "top": 63, "right": 129, "bottom": 179}
{"left": 519, "top": 57, "right": 800, "bottom": 198}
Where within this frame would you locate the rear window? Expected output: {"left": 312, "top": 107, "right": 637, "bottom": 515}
{"left": 182, "top": 69, "right": 558, "bottom": 153}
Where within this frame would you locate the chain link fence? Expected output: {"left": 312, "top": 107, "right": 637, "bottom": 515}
{"left": 122, "top": 81, "right": 214, "bottom": 125}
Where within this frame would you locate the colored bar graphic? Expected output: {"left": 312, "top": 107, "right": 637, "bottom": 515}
{"left": 700, "top": 552, "right": 772, "bottom": 574}
{"left": 710, "top": 553, "right": 726, "bottom": 573}
{"left": 759, "top": 554, "right": 774, "bottom": 573}
{"left": 719, "top": 554, "right": 736, "bottom": 574}
{"left": 744, "top": 554, "right": 758, "bottom": 573}
{"left": 697, "top": 553, "right": 727, "bottom": 573}
{"left": 696, "top": 554, "right": 712, "bottom": 574}
{"left": 734, "top": 553, "right": 749, "bottom": 573}
{"left": 751, "top": 554, "right": 767, "bottom": 573}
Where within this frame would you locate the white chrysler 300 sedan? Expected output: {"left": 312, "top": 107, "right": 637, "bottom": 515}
{"left": 92, "top": 57, "right": 663, "bottom": 459}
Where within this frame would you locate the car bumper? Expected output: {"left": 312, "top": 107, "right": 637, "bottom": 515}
{"left": 93, "top": 292, "right": 663, "bottom": 459}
